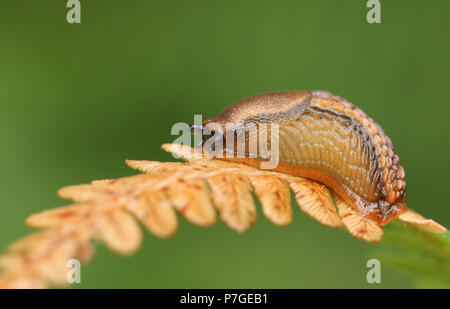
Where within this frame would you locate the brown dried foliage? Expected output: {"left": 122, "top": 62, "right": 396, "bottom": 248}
{"left": 0, "top": 144, "right": 446, "bottom": 288}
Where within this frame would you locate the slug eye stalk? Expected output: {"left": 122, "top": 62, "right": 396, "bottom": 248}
{"left": 189, "top": 123, "right": 222, "bottom": 153}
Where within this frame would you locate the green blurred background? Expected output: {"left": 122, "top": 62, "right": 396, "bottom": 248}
{"left": 0, "top": 0, "right": 449, "bottom": 288}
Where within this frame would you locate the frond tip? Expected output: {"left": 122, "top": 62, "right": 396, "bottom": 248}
{"left": 0, "top": 143, "right": 446, "bottom": 288}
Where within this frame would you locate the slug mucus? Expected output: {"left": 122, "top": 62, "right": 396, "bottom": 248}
{"left": 190, "top": 91, "right": 407, "bottom": 226}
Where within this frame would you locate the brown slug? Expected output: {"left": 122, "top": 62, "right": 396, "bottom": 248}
{"left": 196, "top": 91, "right": 407, "bottom": 226}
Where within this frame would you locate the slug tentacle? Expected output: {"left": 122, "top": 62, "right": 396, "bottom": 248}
{"left": 201, "top": 91, "right": 407, "bottom": 226}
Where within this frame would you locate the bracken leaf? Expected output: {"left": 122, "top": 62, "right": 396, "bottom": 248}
{"left": 93, "top": 209, "right": 142, "bottom": 255}
{"left": 250, "top": 175, "right": 292, "bottom": 226}
{"left": 397, "top": 209, "right": 446, "bottom": 233}
{"left": 126, "top": 191, "right": 178, "bottom": 239}
{"left": 290, "top": 179, "right": 342, "bottom": 228}
{"left": 207, "top": 174, "right": 256, "bottom": 233}
{"left": 0, "top": 143, "right": 445, "bottom": 288}
{"left": 334, "top": 195, "right": 383, "bottom": 243}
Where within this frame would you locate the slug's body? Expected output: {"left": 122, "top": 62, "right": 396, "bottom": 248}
{"left": 198, "top": 91, "right": 407, "bottom": 225}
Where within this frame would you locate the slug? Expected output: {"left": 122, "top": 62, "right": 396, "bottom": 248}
{"left": 193, "top": 91, "right": 407, "bottom": 226}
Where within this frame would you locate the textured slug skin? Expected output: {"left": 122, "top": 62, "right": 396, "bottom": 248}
{"left": 201, "top": 91, "right": 407, "bottom": 226}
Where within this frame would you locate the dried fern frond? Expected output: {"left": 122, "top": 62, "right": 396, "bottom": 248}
{"left": 0, "top": 144, "right": 445, "bottom": 288}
